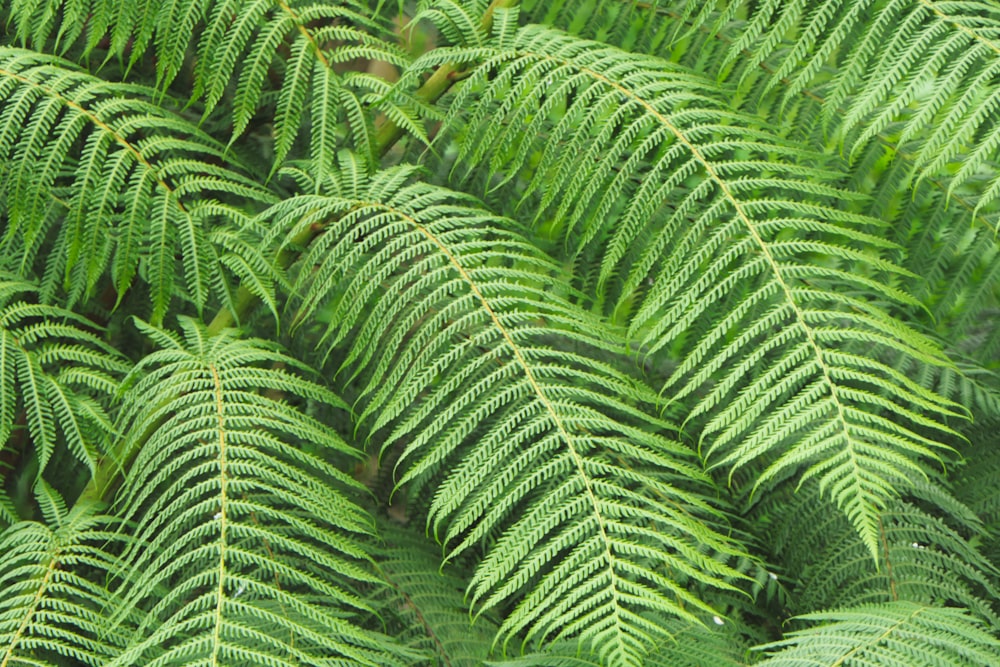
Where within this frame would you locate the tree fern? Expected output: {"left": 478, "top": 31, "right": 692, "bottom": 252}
{"left": 262, "top": 163, "right": 747, "bottom": 665}
{"left": 1, "top": 1, "right": 999, "bottom": 665}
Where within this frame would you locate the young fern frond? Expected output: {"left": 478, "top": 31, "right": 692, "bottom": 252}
{"left": 262, "top": 164, "right": 747, "bottom": 666}
{"left": 418, "top": 24, "right": 963, "bottom": 560}
{"left": 753, "top": 601, "right": 1000, "bottom": 667}
{"left": 0, "top": 49, "right": 275, "bottom": 320}
{"left": 0, "top": 272, "right": 126, "bottom": 518}
{"left": 108, "top": 317, "right": 411, "bottom": 667}
{"left": 0, "top": 486, "right": 127, "bottom": 666}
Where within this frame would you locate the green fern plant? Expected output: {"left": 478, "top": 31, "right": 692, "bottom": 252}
{"left": 1, "top": 1, "right": 999, "bottom": 665}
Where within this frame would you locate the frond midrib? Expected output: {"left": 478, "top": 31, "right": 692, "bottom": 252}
{"left": 209, "top": 361, "right": 229, "bottom": 665}
{"left": 0, "top": 63, "right": 187, "bottom": 217}
{"left": 915, "top": 0, "right": 1000, "bottom": 55}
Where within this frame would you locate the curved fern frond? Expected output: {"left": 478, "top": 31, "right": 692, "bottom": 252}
{"left": 0, "top": 485, "right": 126, "bottom": 666}
{"left": 0, "top": 273, "right": 126, "bottom": 504}
{"left": 109, "top": 316, "right": 412, "bottom": 667}
{"left": 418, "top": 24, "right": 962, "bottom": 559}
{"left": 262, "top": 164, "right": 747, "bottom": 666}
{"left": 2, "top": 0, "right": 412, "bottom": 170}
{"left": 753, "top": 601, "right": 1000, "bottom": 667}
{"left": 0, "top": 49, "right": 275, "bottom": 321}
{"left": 694, "top": 0, "right": 1000, "bottom": 214}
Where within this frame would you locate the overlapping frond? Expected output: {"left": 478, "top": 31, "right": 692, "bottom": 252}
{"left": 262, "top": 163, "right": 747, "bottom": 666}
{"left": 758, "top": 480, "right": 1000, "bottom": 628}
{"left": 372, "top": 524, "right": 497, "bottom": 666}
{"left": 0, "top": 272, "right": 126, "bottom": 524}
{"left": 0, "top": 485, "right": 126, "bottom": 666}
{"left": 484, "top": 621, "right": 750, "bottom": 667}
{"left": 0, "top": 3, "right": 998, "bottom": 667}
{"left": 951, "top": 436, "right": 1000, "bottom": 565}
{"left": 191, "top": 0, "right": 410, "bottom": 169}
{"left": 686, "top": 0, "right": 1000, "bottom": 214}
{"left": 109, "top": 317, "right": 411, "bottom": 667}
{"left": 2, "top": 0, "right": 413, "bottom": 169}
{"left": 863, "top": 157, "right": 1000, "bottom": 332}
{"left": 754, "top": 602, "right": 1000, "bottom": 667}
{"left": 418, "top": 24, "right": 962, "bottom": 559}
{"left": 0, "top": 49, "right": 275, "bottom": 321}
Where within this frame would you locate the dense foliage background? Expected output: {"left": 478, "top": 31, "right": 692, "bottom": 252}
{"left": 1, "top": 0, "right": 1000, "bottom": 665}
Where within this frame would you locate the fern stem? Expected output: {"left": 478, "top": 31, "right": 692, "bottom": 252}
{"left": 373, "top": 0, "right": 516, "bottom": 152}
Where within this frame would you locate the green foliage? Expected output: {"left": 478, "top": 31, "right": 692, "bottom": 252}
{"left": 109, "top": 317, "right": 413, "bottom": 666}
{"left": 0, "top": 487, "right": 126, "bottom": 666}
{"left": 0, "top": 1, "right": 999, "bottom": 666}
{"left": 754, "top": 602, "right": 1000, "bottom": 666}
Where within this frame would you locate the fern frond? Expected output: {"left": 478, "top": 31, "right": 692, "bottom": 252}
{"left": 484, "top": 620, "right": 751, "bottom": 667}
{"left": 414, "top": 0, "right": 495, "bottom": 47}
{"left": 419, "top": 24, "right": 962, "bottom": 560}
{"left": 0, "top": 485, "right": 126, "bottom": 666}
{"left": 373, "top": 523, "right": 497, "bottom": 666}
{"left": 0, "top": 49, "right": 275, "bottom": 321}
{"left": 754, "top": 601, "right": 1000, "bottom": 667}
{"left": 194, "top": 0, "right": 410, "bottom": 168}
{"left": 683, "top": 0, "right": 1000, "bottom": 215}
{"left": 759, "top": 480, "right": 1000, "bottom": 628}
{"left": 108, "top": 316, "right": 412, "bottom": 667}
{"left": 263, "top": 163, "right": 748, "bottom": 666}
{"left": 0, "top": 272, "right": 126, "bottom": 503}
